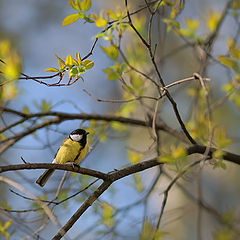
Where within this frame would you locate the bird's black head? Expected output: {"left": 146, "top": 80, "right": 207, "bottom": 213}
{"left": 69, "top": 129, "right": 89, "bottom": 146}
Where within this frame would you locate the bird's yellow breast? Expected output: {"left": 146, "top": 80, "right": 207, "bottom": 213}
{"left": 55, "top": 137, "right": 89, "bottom": 164}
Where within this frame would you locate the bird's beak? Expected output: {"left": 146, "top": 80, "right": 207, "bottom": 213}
{"left": 86, "top": 132, "right": 89, "bottom": 135}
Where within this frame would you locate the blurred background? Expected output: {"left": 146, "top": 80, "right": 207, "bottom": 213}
{"left": 0, "top": 0, "right": 239, "bottom": 239}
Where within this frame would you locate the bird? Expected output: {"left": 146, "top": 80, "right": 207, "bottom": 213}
{"left": 36, "top": 128, "right": 89, "bottom": 187}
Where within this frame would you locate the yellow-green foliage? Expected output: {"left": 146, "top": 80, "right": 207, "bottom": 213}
{"left": 0, "top": 40, "right": 21, "bottom": 103}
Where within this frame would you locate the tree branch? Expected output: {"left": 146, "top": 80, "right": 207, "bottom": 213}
{"left": 0, "top": 163, "right": 108, "bottom": 180}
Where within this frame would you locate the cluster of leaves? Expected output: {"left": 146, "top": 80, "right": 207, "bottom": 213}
{"left": 160, "top": 0, "right": 222, "bottom": 43}
{"left": 62, "top": 0, "right": 93, "bottom": 26}
{"left": 221, "top": 38, "right": 240, "bottom": 109}
{"left": 160, "top": 0, "right": 185, "bottom": 31}
{"left": 0, "top": 40, "right": 21, "bottom": 103}
{"left": 219, "top": 38, "right": 240, "bottom": 75}
{"left": 45, "top": 53, "right": 94, "bottom": 82}
{"left": 62, "top": 0, "right": 127, "bottom": 30}
{"left": 159, "top": 145, "right": 187, "bottom": 168}
{"left": 186, "top": 86, "right": 232, "bottom": 169}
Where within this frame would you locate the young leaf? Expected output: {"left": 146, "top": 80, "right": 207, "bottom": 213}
{"left": 128, "top": 150, "right": 142, "bottom": 164}
{"left": 110, "top": 121, "right": 126, "bottom": 131}
{"left": 207, "top": 11, "right": 220, "bottom": 31}
{"left": 185, "top": 18, "right": 200, "bottom": 32}
{"left": 214, "top": 127, "right": 232, "bottom": 148}
{"left": 103, "top": 67, "right": 118, "bottom": 80}
{"left": 95, "top": 17, "right": 107, "bottom": 27}
{"left": 82, "top": 60, "right": 94, "bottom": 69}
{"left": 218, "top": 55, "right": 239, "bottom": 72}
{"left": 133, "top": 173, "right": 143, "bottom": 192}
{"left": 80, "top": 0, "right": 91, "bottom": 11}
{"left": 40, "top": 99, "right": 51, "bottom": 112}
{"left": 68, "top": 0, "right": 79, "bottom": 10}
{"left": 62, "top": 13, "right": 80, "bottom": 26}
{"left": 76, "top": 52, "right": 81, "bottom": 64}
{"left": 44, "top": 67, "right": 59, "bottom": 72}
{"left": 22, "top": 105, "right": 30, "bottom": 114}
{"left": 55, "top": 54, "right": 65, "bottom": 64}
{"left": 100, "top": 45, "right": 119, "bottom": 60}
{"left": 102, "top": 202, "right": 114, "bottom": 227}
{"left": 65, "top": 55, "right": 74, "bottom": 67}
{"left": 106, "top": 10, "right": 118, "bottom": 20}
{"left": 70, "top": 67, "right": 79, "bottom": 75}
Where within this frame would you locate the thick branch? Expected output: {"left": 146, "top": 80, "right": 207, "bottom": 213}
{"left": 0, "top": 163, "right": 108, "bottom": 180}
{"left": 52, "top": 180, "right": 111, "bottom": 240}
{"left": 187, "top": 145, "right": 240, "bottom": 165}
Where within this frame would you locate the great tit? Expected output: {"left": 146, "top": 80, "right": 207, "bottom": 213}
{"left": 36, "top": 129, "right": 89, "bottom": 187}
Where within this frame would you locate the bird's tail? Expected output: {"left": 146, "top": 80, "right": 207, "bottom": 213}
{"left": 36, "top": 169, "right": 55, "bottom": 187}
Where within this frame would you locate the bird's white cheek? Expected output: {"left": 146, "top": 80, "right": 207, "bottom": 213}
{"left": 70, "top": 134, "right": 83, "bottom": 142}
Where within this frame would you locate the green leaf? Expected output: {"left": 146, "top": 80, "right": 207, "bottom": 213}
{"left": 95, "top": 17, "right": 107, "bottom": 27}
{"left": 0, "top": 220, "right": 12, "bottom": 238}
{"left": 185, "top": 18, "right": 200, "bottom": 32}
{"left": 82, "top": 59, "right": 94, "bottom": 69}
{"left": 214, "top": 128, "right": 232, "bottom": 148}
{"left": 106, "top": 10, "right": 118, "bottom": 20}
{"left": 80, "top": 0, "right": 91, "bottom": 11}
{"left": 70, "top": 67, "right": 79, "bottom": 75}
{"left": 44, "top": 67, "right": 59, "bottom": 72}
{"left": 218, "top": 55, "right": 239, "bottom": 72}
{"left": 58, "top": 60, "right": 64, "bottom": 70}
{"left": 222, "top": 83, "right": 232, "bottom": 92}
{"left": 110, "top": 121, "right": 126, "bottom": 131}
{"left": 68, "top": 0, "right": 79, "bottom": 10}
{"left": 128, "top": 150, "right": 142, "bottom": 164}
{"left": 158, "top": 145, "right": 186, "bottom": 165}
{"left": 103, "top": 67, "right": 118, "bottom": 80}
{"left": 55, "top": 54, "right": 65, "bottom": 64}
{"left": 41, "top": 99, "right": 51, "bottom": 112}
{"left": 133, "top": 173, "right": 143, "bottom": 192}
{"left": 76, "top": 52, "right": 81, "bottom": 64}
{"left": 22, "top": 105, "right": 30, "bottom": 114}
{"left": 62, "top": 13, "right": 80, "bottom": 26}
{"left": 65, "top": 55, "right": 74, "bottom": 67}
{"left": 230, "top": 48, "right": 240, "bottom": 60}
{"left": 78, "top": 66, "right": 86, "bottom": 74}
{"left": 102, "top": 202, "right": 114, "bottom": 227}
{"left": 3, "top": 220, "right": 12, "bottom": 229}
{"left": 212, "top": 150, "right": 227, "bottom": 170}
{"left": 207, "top": 11, "right": 220, "bottom": 31}
{"left": 153, "top": 0, "right": 164, "bottom": 10}
{"left": 117, "top": 102, "right": 136, "bottom": 117}
{"left": 100, "top": 45, "right": 119, "bottom": 60}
